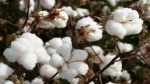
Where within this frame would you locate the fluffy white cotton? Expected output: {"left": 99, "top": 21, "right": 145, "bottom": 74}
{"left": 76, "top": 17, "right": 103, "bottom": 42}
{"left": 34, "top": 47, "right": 51, "bottom": 63}
{"left": 61, "top": 6, "right": 78, "bottom": 17}
{"left": 68, "top": 62, "right": 89, "bottom": 75}
{"left": 100, "top": 54, "right": 122, "bottom": 77}
{"left": 24, "top": 80, "right": 31, "bottom": 84}
{"left": 76, "top": 8, "right": 89, "bottom": 17}
{"left": 48, "top": 38, "right": 63, "bottom": 48}
{"left": 117, "top": 42, "right": 133, "bottom": 53}
{"left": 5, "top": 80, "right": 14, "bottom": 84}
{"left": 49, "top": 54, "right": 65, "bottom": 68}
{"left": 105, "top": 8, "right": 143, "bottom": 39}
{"left": 89, "top": 81, "right": 95, "bottom": 84}
{"left": 107, "top": 0, "right": 119, "bottom": 7}
{"left": 69, "top": 49, "right": 88, "bottom": 62}
{"left": 0, "top": 63, "right": 14, "bottom": 79}
{"left": 0, "top": 79, "right": 5, "bottom": 84}
{"left": 121, "top": 70, "right": 131, "bottom": 81}
{"left": 31, "top": 77, "right": 44, "bottom": 84}
{"left": 19, "top": 0, "right": 35, "bottom": 14}
{"left": 39, "top": 20, "right": 55, "bottom": 29}
{"left": 60, "top": 69, "right": 78, "bottom": 81}
{"left": 70, "top": 78, "right": 79, "bottom": 84}
{"left": 52, "top": 9, "right": 69, "bottom": 28}
{"left": 106, "top": 82, "right": 116, "bottom": 84}
{"left": 17, "top": 52, "right": 37, "bottom": 70}
{"left": 62, "top": 37, "right": 72, "bottom": 44}
{"left": 3, "top": 33, "right": 50, "bottom": 70}
{"left": 39, "top": 64, "right": 57, "bottom": 78}
{"left": 40, "top": 0, "right": 55, "bottom": 9}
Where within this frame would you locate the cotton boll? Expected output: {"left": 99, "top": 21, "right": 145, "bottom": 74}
{"left": 21, "top": 33, "right": 43, "bottom": 47}
{"left": 105, "top": 20, "right": 126, "bottom": 39}
{"left": 117, "top": 42, "right": 133, "bottom": 53}
{"left": 17, "top": 52, "right": 37, "bottom": 70}
{"left": 0, "top": 63, "right": 14, "bottom": 79}
{"left": 39, "top": 20, "right": 55, "bottom": 29}
{"left": 69, "top": 50, "right": 88, "bottom": 62}
{"left": 61, "top": 6, "right": 78, "bottom": 17}
{"left": 24, "top": 80, "right": 31, "bottom": 84}
{"left": 85, "top": 45, "right": 104, "bottom": 56}
{"left": 31, "top": 77, "right": 44, "bottom": 84}
{"left": 38, "top": 11, "right": 49, "bottom": 18}
{"left": 40, "top": 0, "right": 55, "bottom": 9}
{"left": 3, "top": 48, "right": 18, "bottom": 62}
{"left": 49, "top": 54, "right": 65, "bottom": 68}
{"left": 62, "top": 37, "right": 72, "bottom": 44}
{"left": 56, "top": 44, "right": 72, "bottom": 61}
{"left": 52, "top": 9, "right": 69, "bottom": 28}
{"left": 76, "top": 8, "right": 89, "bottom": 17}
{"left": 121, "top": 70, "right": 131, "bottom": 81}
{"left": 70, "top": 78, "right": 79, "bottom": 84}
{"left": 68, "top": 62, "right": 89, "bottom": 75}
{"left": 60, "top": 69, "right": 78, "bottom": 81}
{"left": 89, "top": 81, "right": 95, "bottom": 84}
{"left": 48, "top": 38, "right": 63, "bottom": 48}
{"left": 34, "top": 46, "right": 51, "bottom": 63}
{"left": 5, "top": 80, "right": 14, "bottom": 84}
{"left": 39, "top": 64, "right": 57, "bottom": 78}
{"left": 47, "top": 47, "right": 56, "bottom": 55}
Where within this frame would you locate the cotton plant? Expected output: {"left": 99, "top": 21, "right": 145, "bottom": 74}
{"left": 45, "top": 37, "right": 72, "bottom": 55}
{"left": 105, "top": 8, "right": 143, "bottom": 39}
{"left": 100, "top": 54, "right": 122, "bottom": 78}
{"left": 0, "top": 62, "right": 14, "bottom": 80}
{"left": 3, "top": 33, "right": 51, "bottom": 70}
{"left": 75, "top": 17, "right": 103, "bottom": 42}
{"left": 49, "top": 43, "right": 89, "bottom": 82}
{"left": 37, "top": 9, "right": 69, "bottom": 29}
{"left": 19, "top": 0, "right": 35, "bottom": 14}
{"left": 116, "top": 42, "right": 133, "bottom": 53}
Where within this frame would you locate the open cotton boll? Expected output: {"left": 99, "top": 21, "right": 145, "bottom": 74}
{"left": 117, "top": 42, "right": 133, "bottom": 53}
{"left": 56, "top": 44, "right": 72, "bottom": 61}
{"left": 70, "top": 78, "right": 79, "bottom": 84}
{"left": 40, "top": 0, "right": 55, "bottom": 9}
{"left": 61, "top": 6, "right": 78, "bottom": 17}
{"left": 47, "top": 47, "right": 56, "bottom": 55}
{"left": 17, "top": 52, "right": 37, "bottom": 70}
{"left": 3, "top": 48, "right": 18, "bottom": 62}
{"left": 31, "top": 77, "right": 44, "bottom": 84}
{"left": 48, "top": 38, "right": 63, "bottom": 48}
{"left": 39, "top": 20, "right": 55, "bottom": 29}
{"left": 49, "top": 54, "right": 65, "bottom": 68}
{"left": 60, "top": 69, "right": 78, "bottom": 81}
{"left": 5, "top": 80, "right": 14, "bottom": 84}
{"left": 21, "top": 33, "right": 43, "bottom": 47}
{"left": 76, "top": 8, "right": 89, "bottom": 17}
{"left": 69, "top": 50, "right": 88, "bottom": 62}
{"left": 62, "top": 37, "right": 72, "bottom": 44}
{"left": 105, "top": 20, "right": 126, "bottom": 39}
{"left": 34, "top": 46, "right": 51, "bottom": 64}
{"left": 52, "top": 9, "right": 69, "bottom": 28}
{"left": 39, "top": 64, "right": 57, "bottom": 78}
{"left": 68, "top": 62, "right": 89, "bottom": 75}
{"left": 0, "top": 63, "right": 14, "bottom": 79}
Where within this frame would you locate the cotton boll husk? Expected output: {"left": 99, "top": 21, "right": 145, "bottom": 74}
{"left": 56, "top": 44, "right": 72, "bottom": 61}
{"left": 21, "top": 33, "right": 43, "bottom": 47}
{"left": 39, "top": 20, "right": 55, "bottom": 29}
{"left": 47, "top": 47, "right": 56, "bottom": 55}
{"left": 17, "top": 52, "right": 37, "bottom": 70}
{"left": 62, "top": 37, "right": 72, "bottom": 44}
{"left": 31, "top": 77, "right": 44, "bottom": 84}
{"left": 60, "top": 69, "right": 78, "bottom": 81}
{"left": 40, "top": 0, "right": 55, "bottom": 9}
{"left": 39, "top": 64, "right": 57, "bottom": 78}
{"left": 34, "top": 46, "right": 51, "bottom": 63}
{"left": 105, "top": 20, "right": 126, "bottom": 39}
{"left": 69, "top": 50, "right": 88, "bottom": 62}
{"left": 48, "top": 38, "right": 63, "bottom": 48}
{"left": 3, "top": 48, "right": 18, "bottom": 62}
{"left": 0, "top": 63, "right": 14, "bottom": 79}
{"left": 68, "top": 62, "right": 89, "bottom": 75}
{"left": 49, "top": 54, "right": 65, "bottom": 68}
{"left": 5, "top": 80, "right": 14, "bottom": 84}
{"left": 70, "top": 78, "right": 79, "bottom": 84}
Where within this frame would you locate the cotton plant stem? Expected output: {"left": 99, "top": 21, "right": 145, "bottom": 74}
{"left": 0, "top": 18, "right": 19, "bottom": 28}
{"left": 46, "top": 72, "right": 58, "bottom": 84}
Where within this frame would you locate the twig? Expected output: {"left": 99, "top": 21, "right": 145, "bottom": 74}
{"left": 46, "top": 72, "right": 58, "bottom": 84}
{"left": 0, "top": 18, "right": 19, "bottom": 28}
